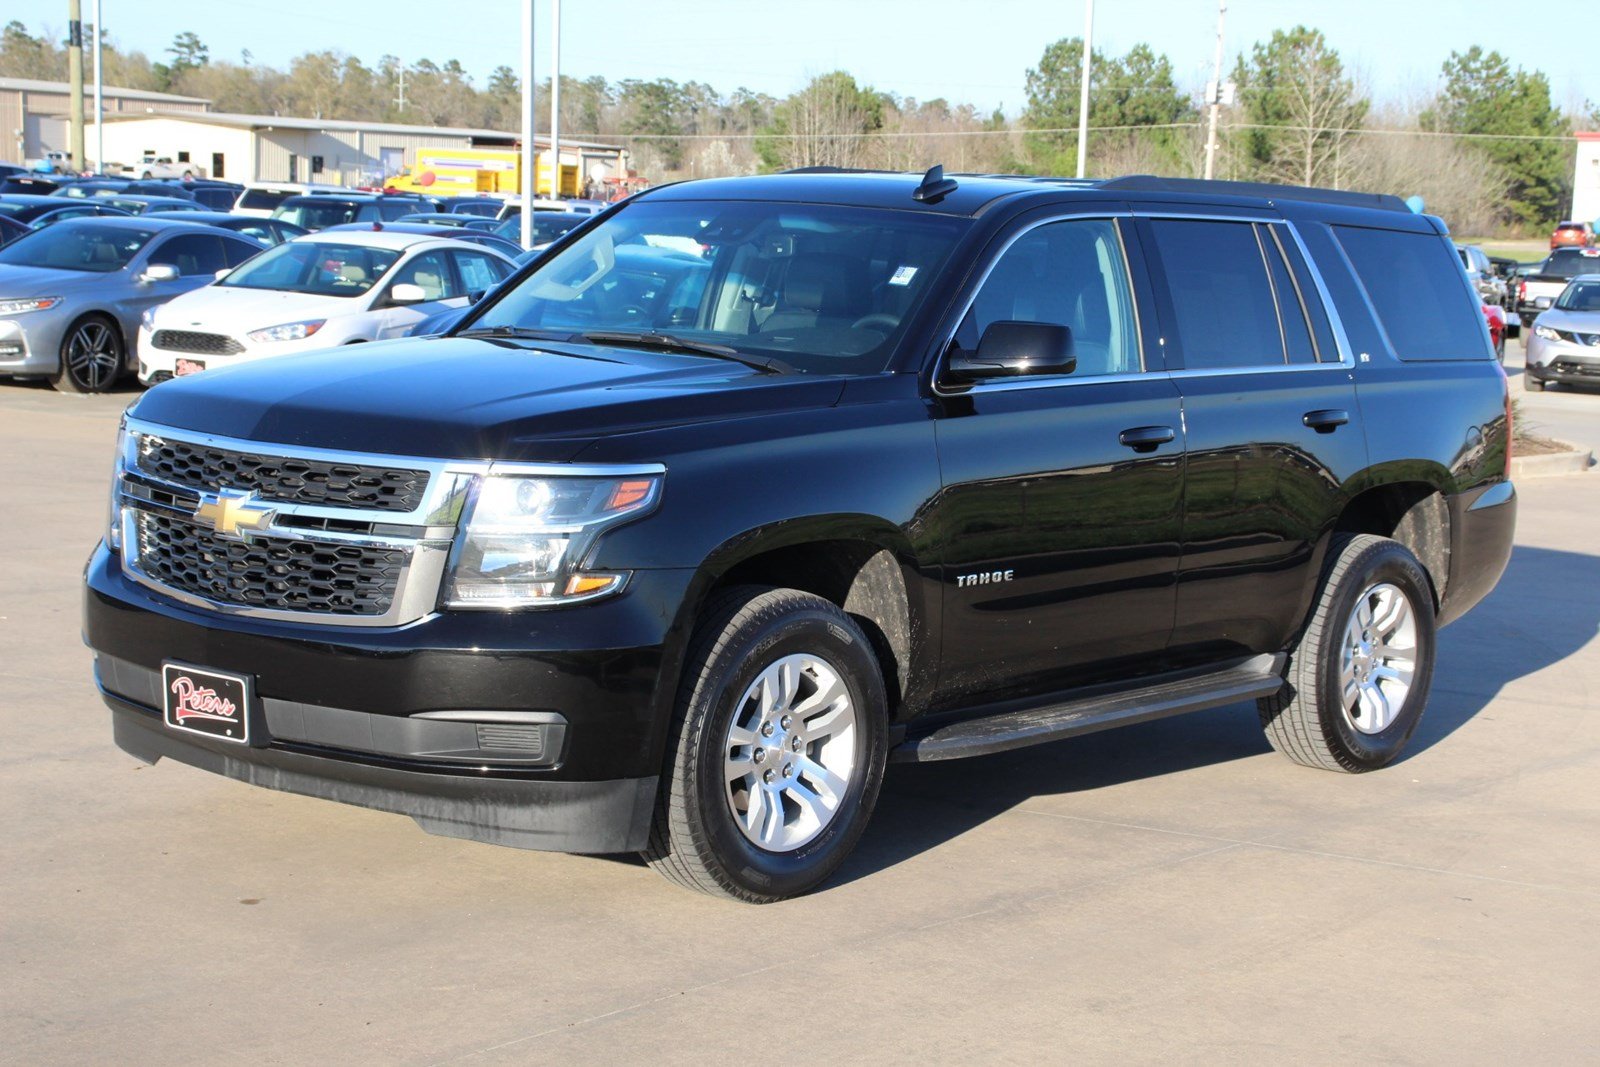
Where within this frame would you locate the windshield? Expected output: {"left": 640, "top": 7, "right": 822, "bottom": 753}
{"left": 470, "top": 200, "right": 966, "bottom": 374}
{"left": 1544, "top": 250, "right": 1600, "bottom": 279}
{"left": 220, "top": 240, "right": 401, "bottom": 296}
{"left": 0, "top": 222, "right": 154, "bottom": 272}
{"left": 1556, "top": 280, "right": 1600, "bottom": 312}
{"left": 493, "top": 213, "right": 588, "bottom": 244}
{"left": 273, "top": 200, "right": 365, "bottom": 230}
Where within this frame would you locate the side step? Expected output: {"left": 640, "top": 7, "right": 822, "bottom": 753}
{"left": 890, "top": 655, "right": 1286, "bottom": 763}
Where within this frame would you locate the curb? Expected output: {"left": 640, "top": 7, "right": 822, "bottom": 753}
{"left": 1511, "top": 438, "right": 1595, "bottom": 478}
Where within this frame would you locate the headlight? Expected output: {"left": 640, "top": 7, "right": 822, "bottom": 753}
{"left": 140, "top": 307, "right": 157, "bottom": 329}
{"left": 444, "top": 471, "right": 662, "bottom": 608}
{"left": 1534, "top": 325, "right": 1560, "bottom": 341}
{"left": 107, "top": 417, "right": 135, "bottom": 551}
{"left": 0, "top": 296, "right": 62, "bottom": 315}
{"left": 247, "top": 319, "right": 326, "bottom": 343}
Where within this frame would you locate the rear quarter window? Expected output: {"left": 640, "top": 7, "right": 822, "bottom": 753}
{"left": 1334, "top": 225, "right": 1489, "bottom": 361}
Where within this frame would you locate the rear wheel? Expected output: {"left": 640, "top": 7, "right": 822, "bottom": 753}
{"left": 1259, "top": 535, "right": 1437, "bottom": 772}
{"left": 52, "top": 315, "right": 124, "bottom": 394}
{"left": 644, "top": 586, "right": 888, "bottom": 902}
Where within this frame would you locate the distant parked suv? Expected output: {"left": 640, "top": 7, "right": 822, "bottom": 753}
{"left": 1550, "top": 221, "right": 1596, "bottom": 249}
{"left": 84, "top": 171, "right": 1516, "bottom": 901}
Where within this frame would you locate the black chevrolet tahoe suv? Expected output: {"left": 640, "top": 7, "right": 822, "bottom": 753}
{"left": 85, "top": 170, "right": 1517, "bottom": 902}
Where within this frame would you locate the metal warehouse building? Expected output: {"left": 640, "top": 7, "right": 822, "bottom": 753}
{"left": 85, "top": 110, "right": 625, "bottom": 189}
{"left": 1, "top": 77, "right": 210, "bottom": 166}
{"left": 1575, "top": 132, "right": 1600, "bottom": 228}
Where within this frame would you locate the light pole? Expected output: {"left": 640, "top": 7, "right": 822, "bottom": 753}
{"left": 519, "top": 0, "right": 536, "bottom": 249}
{"left": 550, "top": 0, "right": 561, "bottom": 199}
{"left": 1203, "top": 0, "right": 1227, "bottom": 181}
{"left": 92, "top": 0, "right": 103, "bottom": 175}
{"left": 1075, "top": 0, "right": 1094, "bottom": 179}
{"left": 68, "top": 0, "right": 85, "bottom": 172}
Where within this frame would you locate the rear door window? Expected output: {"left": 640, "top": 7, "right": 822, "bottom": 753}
{"left": 1334, "top": 225, "right": 1489, "bottom": 360}
{"left": 150, "top": 233, "right": 228, "bottom": 276}
{"left": 454, "top": 251, "right": 511, "bottom": 292}
{"left": 1142, "top": 218, "right": 1287, "bottom": 369}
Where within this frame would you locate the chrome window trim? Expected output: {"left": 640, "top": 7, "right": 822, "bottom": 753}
{"left": 116, "top": 417, "right": 664, "bottom": 628}
{"left": 930, "top": 212, "right": 1148, "bottom": 399}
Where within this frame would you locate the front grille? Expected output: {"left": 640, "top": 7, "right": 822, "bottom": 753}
{"left": 1551, "top": 360, "right": 1600, "bottom": 377}
{"left": 151, "top": 330, "right": 245, "bottom": 355}
{"left": 134, "top": 511, "right": 406, "bottom": 617}
{"left": 136, "top": 436, "right": 429, "bottom": 513}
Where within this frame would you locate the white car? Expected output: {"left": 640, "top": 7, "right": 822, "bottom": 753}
{"left": 136, "top": 156, "right": 201, "bottom": 180}
{"left": 137, "top": 230, "right": 516, "bottom": 383}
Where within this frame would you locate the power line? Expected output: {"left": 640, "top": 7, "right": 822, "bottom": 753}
{"left": 558, "top": 123, "right": 1588, "bottom": 143}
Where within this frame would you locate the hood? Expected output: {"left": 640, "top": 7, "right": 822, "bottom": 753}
{"left": 151, "top": 284, "right": 364, "bottom": 332}
{"left": 1537, "top": 308, "right": 1600, "bottom": 334}
{"left": 128, "top": 336, "right": 847, "bottom": 461}
{"left": 0, "top": 263, "right": 121, "bottom": 297}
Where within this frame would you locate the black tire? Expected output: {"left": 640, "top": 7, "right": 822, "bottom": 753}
{"left": 643, "top": 586, "right": 888, "bottom": 903}
{"left": 1519, "top": 313, "right": 1534, "bottom": 331}
{"left": 1525, "top": 374, "right": 1545, "bottom": 393}
{"left": 52, "top": 314, "right": 124, "bottom": 395}
{"left": 140, "top": 171, "right": 152, "bottom": 179}
{"left": 1258, "top": 534, "right": 1437, "bottom": 772}
{"left": 181, "top": 170, "right": 194, "bottom": 180}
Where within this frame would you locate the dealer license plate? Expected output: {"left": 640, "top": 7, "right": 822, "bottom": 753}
{"left": 162, "top": 662, "right": 251, "bottom": 744}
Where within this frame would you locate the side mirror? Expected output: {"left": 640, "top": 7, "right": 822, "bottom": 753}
{"left": 388, "top": 282, "right": 427, "bottom": 305}
{"left": 141, "top": 263, "right": 180, "bottom": 284}
{"left": 947, "top": 320, "right": 1076, "bottom": 382}
{"left": 214, "top": 267, "right": 232, "bottom": 281}
{"left": 467, "top": 289, "right": 487, "bottom": 305}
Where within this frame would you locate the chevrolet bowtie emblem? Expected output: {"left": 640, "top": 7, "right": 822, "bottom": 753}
{"left": 193, "top": 489, "right": 276, "bottom": 538}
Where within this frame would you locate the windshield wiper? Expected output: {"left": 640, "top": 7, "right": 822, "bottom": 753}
{"left": 582, "top": 330, "right": 795, "bottom": 375}
{"left": 453, "top": 325, "right": 574, "bottom": 341}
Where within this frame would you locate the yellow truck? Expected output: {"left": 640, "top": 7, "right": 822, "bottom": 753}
{"left": 384, "top": 146, "right": 579, "bottom": 199}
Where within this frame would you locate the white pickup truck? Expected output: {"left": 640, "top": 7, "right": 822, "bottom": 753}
{"left": 135, "top": 155, "right": 203, "bottom": 180}
{"left": 1516, "top": 247, "right": 1600, "bottom": 327}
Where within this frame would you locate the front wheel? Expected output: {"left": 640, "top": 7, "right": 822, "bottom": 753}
{"left": 52, "top": 315, "right": 124, "bottom": 394}
{"left": 1259, "top": 535, "right": 1437, "bottom": 772}
{"left": 644, "top": 586, "right": 888, "bottom": 902}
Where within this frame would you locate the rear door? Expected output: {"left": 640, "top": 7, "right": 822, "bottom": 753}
{"left": 1136, "top": 213, "right": 1367, "bottom": 662}
{"left": 930, "top": 212, "right": 1187, "bottom": 705}
{"left": 373, "top": 249, "right": 463, "bottom": 338}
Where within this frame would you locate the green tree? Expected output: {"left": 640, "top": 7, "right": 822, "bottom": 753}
{"left": 757, "top": 71, "right": 886, "bottom": 170}
{"left": 1423, "top": 47, "right": 1571, "bottom": 227}
{"left": 1022, "top": 38, "right": 1193, "bottom": 173}
{"left": 154, "top": 30, "right": 209, "bottom": 89}
{"left": 0, "top": 20, "right": 61, "bottom": 79}
{"left": 1234, "top": 26, "right": 1367, "bottom": 187}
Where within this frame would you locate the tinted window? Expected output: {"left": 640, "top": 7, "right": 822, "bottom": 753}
{"left": 953, "top": 217, "right": 1141, "bottom": 378}
{"left": 1557, "top": 281, "right": 1600, "bottom": 312}
{"left": 272, "top": 199, "right": 366, "bottom": 230}
{"left": 378, "top": 199, "right": 416, "bottom": 221}
{"left": 1543, "top": 249, "right": 1600, "bottom": 279}
{"left": 1260, "top": 227, "right": 1316, "bottom": 364}
{"left": 389, "top": 251, "right": 459, "bottom": 301}
{"left": 0, "top": 222, "right": 154, "bottom": 272}
{"left": 221, "top": 236, "right": 263, "bottom": 268}
{"left": 455, "top": 251, "right": 509, "bottom": 292}
{"left": 239, "top": 188, "right": 295, "bottom": 211}
{"left": 1145, "top": 219, "right": 1284, "bottom": 369}
{"left": 1335, "top": 225, "right": 1489, "bottom": 360}
{"left": 148, "top": 233, "right": 228, "bottom": 276}
{"left": 1272, "top": 224, "right": 1339, "bottom": 361}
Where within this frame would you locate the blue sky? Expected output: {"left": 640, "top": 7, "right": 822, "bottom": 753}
{"left": 60, "top": 0, "right": 1600, "bottom": 123}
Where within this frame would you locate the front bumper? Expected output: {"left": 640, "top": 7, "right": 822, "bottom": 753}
{"left": 138, "top": 325, "right": 317, "bottom": 382}
{"left": 1438, "top": 480, "right": 1516, "bottom": 628}
{"left": 85, "top": 543, "right": 696, "bottom": 851}
{"left": 0, "top": 312, "right": 63, "bottom": 376}
{"left": 1524, "top": 335, "right": 1600, "bottom": 385}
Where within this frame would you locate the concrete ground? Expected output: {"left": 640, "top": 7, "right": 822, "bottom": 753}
{"left": 1503, "top": 332, "right": 1600, "bottom": 458}
{"left": 1, "top": 371, "right": 1597, "bottom": 1065}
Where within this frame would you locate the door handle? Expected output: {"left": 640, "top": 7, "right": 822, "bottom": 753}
{"left": 1302, "top": 409, "right": 1350, "bottom": 433}
{"left": 1118, "top": 425, "right": 1176, "bottom": 453}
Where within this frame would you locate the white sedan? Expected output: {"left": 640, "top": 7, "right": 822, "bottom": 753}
{"left": 137, "top": 229, "right": 516, "bottom": 383}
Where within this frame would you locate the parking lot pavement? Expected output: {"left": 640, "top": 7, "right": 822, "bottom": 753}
{"left": 2, "top": 382, "right": 1598, "bottom": 1064}
{"left": 1503, "top": 336, "right": 1600, "bottom": 456}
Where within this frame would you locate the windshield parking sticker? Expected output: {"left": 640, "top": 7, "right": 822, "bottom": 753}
{"left": 889, "top": 265, "right": 918, "bottom": 286}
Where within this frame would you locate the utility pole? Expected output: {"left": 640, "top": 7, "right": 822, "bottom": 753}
{"left": 1075, "top": 0, "right": 1094, "bottom": 179}
{"left": 92, "top": 0, "right": 103, "bottom": 174}
{"left": 68, "top": 0, "right": 85, "bottom": 173}
{"left": 519, "top": 0, "right": 536, "bottom": 249}
{"left": 394, "top": 68, "right": 406, "bottom": 113}
{"left": 1203, "top": 0, "right": 1227, "bottom": 181}
{"left": 550, "top": 0, "right": 561, "bottom": 199}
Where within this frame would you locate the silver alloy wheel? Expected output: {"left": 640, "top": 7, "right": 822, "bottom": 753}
{"left": 1339, "top": 581, "right": 1418, "bottom": 735}
{"left": 724, "top": 652, "right": 858, "bottom": 852}
{"left": 65, "top": 320, "right": 121, "bottom": 392}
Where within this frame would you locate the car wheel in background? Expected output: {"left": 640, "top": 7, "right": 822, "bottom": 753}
{"left": 1259, "top": 534, "right": 1437, "bottom": 773}
{"left": 52, "top": 315, "right": 124, "bottom": 395}
{"left": 1524, "top": 373, "right": 1545, "bottom": 392}
{"left": 644, "top": 586, "right": 888, "bottom": 902}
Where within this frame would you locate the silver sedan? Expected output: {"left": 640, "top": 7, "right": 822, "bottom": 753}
{"left": 0, "top": 217, "right": 265, "bottom": 393}
{"left": 1525, "top": 274, "right": 1600, "bottom": 392}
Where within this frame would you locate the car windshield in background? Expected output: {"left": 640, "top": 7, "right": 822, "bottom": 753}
{"left": 471, "top": 200, "right": 967, "bottom": 374}
{"left": 1556, "top": 281, "right": 1600, "bottom": 312}
{"left": 239, "top": 189, "right": 295, "bottom": 211}
{"left": 1544, "top": 250, "right": 1600, "bottom": 279}
{"left": 0, "top": 223, "right": 154, "bottom": 272}
{"left": 494, "top": 213, "right": 589, "bottom": 244}
{"left": 273, "top": 200, "right": 364, "bottom": 230}
{"left": 219, "top": 241, "right": 401, "bottom": 297}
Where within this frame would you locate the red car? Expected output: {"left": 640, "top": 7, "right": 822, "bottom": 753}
{"left": 1550, "top": 221, "right": 1595, "bottom": 249}
{"left": 1483, "top": 302, "right": 1507, "bottom": 361}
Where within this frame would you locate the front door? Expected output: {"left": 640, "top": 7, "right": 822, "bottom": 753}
{"left": 931, "top": 216, "right": 1186, "bottom": 706}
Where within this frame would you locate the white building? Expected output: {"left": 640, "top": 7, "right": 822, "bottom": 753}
{"left": 0, "top": 76, "right": 209, "bottom": 167}
{"left": 86, "top": 110, "right": 625, "bottom": 189}
{"left": 1573, "top": 132, "right": 1600, "bottom": 227}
